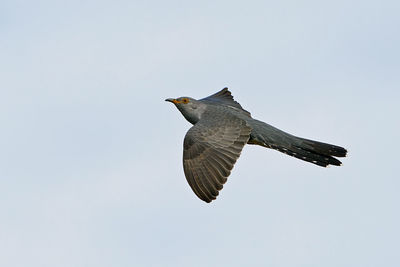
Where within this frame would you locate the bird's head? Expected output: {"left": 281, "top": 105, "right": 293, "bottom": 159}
{"left": 165, "top": 96, "right": 206, "bottom": 124}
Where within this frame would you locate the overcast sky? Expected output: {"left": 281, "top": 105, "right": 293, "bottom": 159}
{"left": 1, "top": 0, "right": 399, "bottom": 266}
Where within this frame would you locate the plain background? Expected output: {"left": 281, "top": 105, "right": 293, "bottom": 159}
{"left": 1, "top": 0, "right": 399, "bottom": 266}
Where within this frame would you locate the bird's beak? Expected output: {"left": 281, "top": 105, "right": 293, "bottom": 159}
{"left": 165, "top": 98, "right": 179, "bottom": 104}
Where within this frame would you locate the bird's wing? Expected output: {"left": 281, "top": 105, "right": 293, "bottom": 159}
{"left": 201, "top": 87, "right": 251, "bottom": 116}
{"left": 183, "top": 111, "right": 251, "bottom": 203}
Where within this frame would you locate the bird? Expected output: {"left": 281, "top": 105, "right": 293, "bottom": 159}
{"left": 165, "top": 88, "right": 347, "bottom": 203}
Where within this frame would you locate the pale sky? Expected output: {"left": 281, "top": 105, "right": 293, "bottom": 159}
{"left": 1, "top": 0, "right": 399, "bottom": 266}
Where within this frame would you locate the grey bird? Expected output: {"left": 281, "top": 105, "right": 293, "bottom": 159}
{"left": 166, "top": 88, "right": 347, "bottom": 203}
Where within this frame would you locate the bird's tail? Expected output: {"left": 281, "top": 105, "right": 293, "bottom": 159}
{"left": 271, "top": 137, "right": 347, "bottom": 167}
{"left": 248, "top": 120, "right": 347, "bottom": 167}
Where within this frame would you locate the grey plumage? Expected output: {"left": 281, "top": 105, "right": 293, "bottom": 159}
{"left": 166, "top": 88, "right": 347, "bottom": 203}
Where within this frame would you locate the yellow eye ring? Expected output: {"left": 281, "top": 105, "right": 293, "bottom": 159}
{"left": 182, "top": 98, "right": 189, "bottom": 104}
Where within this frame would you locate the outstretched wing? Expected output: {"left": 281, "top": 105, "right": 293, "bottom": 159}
{"left": 201, "top": 87, "right": 251, "bottom": 116}
{"left": 183, "top": 111, "right": 251, "bottom": 203}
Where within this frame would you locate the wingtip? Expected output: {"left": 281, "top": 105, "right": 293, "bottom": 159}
{"left": 198, "top": 196, "right": 214, "bottom": 203}
{"left": 219, "top": 87, "right": 229, "bottom": 94}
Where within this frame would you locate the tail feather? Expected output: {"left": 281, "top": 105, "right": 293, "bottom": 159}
{"left": 248, "top": 119, "right": 347, "bottom": 167}
{"left": 270, "top": 144, "right": 342, "bottom": 167}
{"left": 299, "top": 138, "right": 347, "bottom": 157}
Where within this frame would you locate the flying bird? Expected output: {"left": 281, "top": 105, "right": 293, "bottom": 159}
{"left": 166, "top": 88, "right": 347, "bottom": 203}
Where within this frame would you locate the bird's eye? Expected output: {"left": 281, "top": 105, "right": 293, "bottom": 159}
{"left": 182, "top": 98, "right": 189, "bottom": 104}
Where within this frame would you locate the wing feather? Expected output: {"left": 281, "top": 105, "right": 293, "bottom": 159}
{"left": 200, "top": 88, "right": 251, "bottom": 117}
{"left": 183, "top": 111, "right": 251, "bottom": 202}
